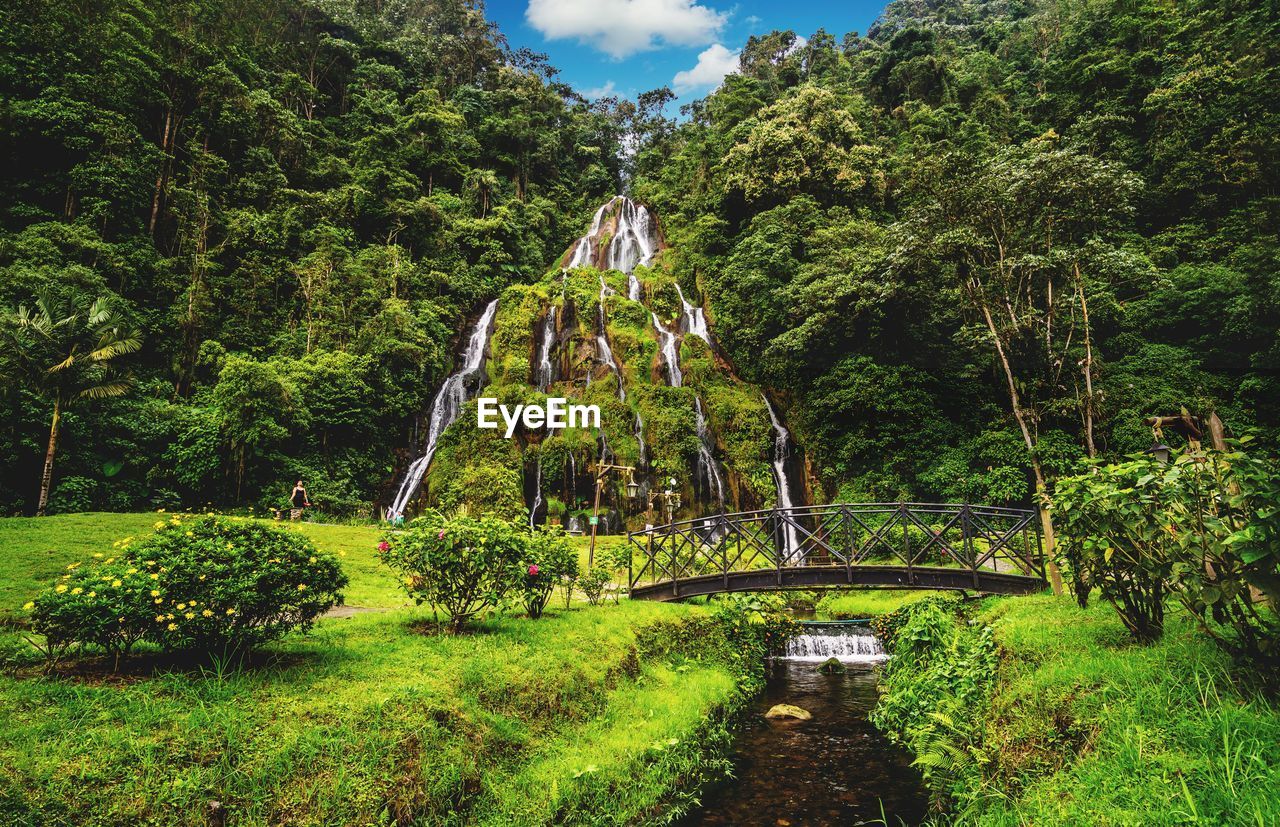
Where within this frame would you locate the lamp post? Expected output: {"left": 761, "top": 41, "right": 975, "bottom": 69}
{"left": 588, "top": 463, "right": 639, "bottom": 569}
{"left": 646, "top": 477, "right": 681, "bottom": 529}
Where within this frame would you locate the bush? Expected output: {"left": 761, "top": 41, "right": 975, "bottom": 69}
{"left": 380, "top": 512, "right": 525, "bottom": 631}
{"left": 26, "top": 516, "right": 347, "bottom": 663}
{"left": 135, "top": 516, "right": 347, "bottom": 652}
{"left": 516, "top": 527, "right": 579, "bottom": 619}
{"left": 578, "top": 568, "right": 611, "bottom": 606}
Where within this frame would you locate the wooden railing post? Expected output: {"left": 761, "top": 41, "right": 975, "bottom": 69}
{"left": 901, "top": 502, "right": 913, "bottom": 585}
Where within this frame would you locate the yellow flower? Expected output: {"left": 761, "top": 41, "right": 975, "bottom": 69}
{"left": 144, "top": 560, "right": 156, "bottom": 567}
{"left": 22, "top": 601, "right": 34, "bottom": 610}
{"left": 55, "top": 584, "right": 68, "bottom": 593}
{"left": 297, "top": 584, "right": 307, "bottom": 591}
{"left": 154, "top": 598, "right": 163, "bottom": 604}
{"left": 185, "top": 531, "right": 193, "bottom": 537}
{"left": 157, "top": 508, "right": 165, "bottom": 513}
{"left": 150, "top": 573, "right": 159, "bottom": 580}
{"left": 309, "top": 556, "right": 317, "bottom": 564}
{"left": 92, "top": 553, "right": 103, "bottom": 558}
{"left": 202, "top": 609, "right": 213, "bottom": 617}
{"left": 225, "top": 608, "right": 235, "bottom": 615}
{"left": 199, "top": 574, "right": 206, "bottom": 581}
{"left": 155, "top": 521, "right": 166, "bottom": 529}
{"left": 111, "top": 580, "right": 122, "bottom": 588}
{"left": 177, "top": 603, "right": 186, "bottom": 610}
{"left": 127, "top": 567, "right": 138, "bottom": 574}
{"left": 156, "top": 614, "right": 166, "bottom": 622}
{"left": 150, "top": 590, "right": 160, "bottom": 597}
{"left": 190, "top": 600, "right": 198, "bottom": 606}
{"left": 66, "top": 562, "right": 80, "bottom": 570}
{"left": 104, "top": 557, "right": 115, "bottom": 564}
{"left": 184, "top": 612, "right": 195, "bottom": 620}
{"left": 87, "top": 591, "right": 95, "bottom": 598}
{"left": 167, "top": 623, "right": 178, "bottom": 631}
{"left": 165, "top": 613, "right": 174, "bottom": 620}
{"left": 71, "top": 587, "right": 82, "bottom": 595}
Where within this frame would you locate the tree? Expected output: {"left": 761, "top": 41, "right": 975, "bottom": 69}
{"left": 2, "top": 291, "right": 142, "bottom": 515}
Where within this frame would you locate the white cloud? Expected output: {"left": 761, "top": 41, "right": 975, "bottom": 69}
{"left": 581, "top": 80, "right": 618, "bottom": 99}
{"left": 672, "top": 43, "right": 739, "bottom": 94}
{"left": 525, "top": 0, "right": 727, "bottom": 59}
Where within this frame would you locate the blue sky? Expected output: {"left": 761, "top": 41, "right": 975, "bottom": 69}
{"left": 484, "top": 0, "right": 889, "bottom": 107}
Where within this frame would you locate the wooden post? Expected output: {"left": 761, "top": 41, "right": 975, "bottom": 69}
{"left": 588, "top": 470, "right": 604, "bottom": 570}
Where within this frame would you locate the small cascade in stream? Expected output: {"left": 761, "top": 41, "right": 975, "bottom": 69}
{"left": 694, "top": 398, "right": 727, "bottom": 510}
{"left": 674, "top": 283, "right": 711, "bottom": 346}
{"left": 564, "top": 196, "right": 658, "bottom": 302}
{"left": 763, "top": 393, "right": 804, "bottom": 560}
{"left": 596, "top": 274, "right": 625, "bottom": 399}
{"left": 528, "top": 456, "right": 543, "bottom": 529}
{"left": 536, "top": 305, "right": 556, "bottom": 392}
{"left": 782, "top": 626, "right": 887, "bottom": 663}
{"left": 387, "top": 299, "right": 499, "bottom": 520}
{"left": 652, "top": 312, "right": 683, "bottom": 386}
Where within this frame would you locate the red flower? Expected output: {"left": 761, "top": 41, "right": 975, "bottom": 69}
{"left": 376, "top": 541, "right": 390, "bottom": 552}
{"left": 528, "top": 564, "right": 540, "bottom": 577}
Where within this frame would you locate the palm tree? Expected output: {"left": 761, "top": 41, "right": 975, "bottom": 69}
{"left": 3, "top": 291, "right": 143, "bottom": 515}
{"left": 468, "top": 168, "right": 498, "bottom": 218}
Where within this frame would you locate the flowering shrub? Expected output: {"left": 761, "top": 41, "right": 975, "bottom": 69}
{"left": 379, "top": 512, "right": 526, "bottom": 631}
{"left": 26, "top": 515, "right": 347, "bottom": 662}
{"left": 133, "top": 515, "right": 347, "bottom": 652}
{"left": 515, "top": 527, "right": 579, "bottom": 619}
{"left": 577, "top": 568, "right": 611, "bottom": 606}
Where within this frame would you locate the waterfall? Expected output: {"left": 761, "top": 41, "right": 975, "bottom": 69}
{"left": 634, "top": 411, "right": 647, "bottom": 467}
{"left": 386, "top": 299, "right": 499, "bottom": 520}
{"left": 674, "top": 283, "right": 710, "bottom": 345}
{"left": 528, "top": 456, "right": 543, "bottom": 529}
{"left": 596, "top": 274, "right": 625, "bottom": 400}
{"left": 566, "top": 196, "right": 657, "bottom": 301}
{"left": 694, "top": 398, "right": 726, "bottom": 510}
{"left": 781, "top": 626, "right": 887, "bottom": 663}
{"left": 763, "top": 393, "right": 804, "bottom": 561}
{"left": 536, "top": 305, "right": 557, "bottom": 393}
{"left": 652, "top": 312, "right": 682, "bottom": 386}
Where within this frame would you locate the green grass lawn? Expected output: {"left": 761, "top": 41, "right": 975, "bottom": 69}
{"left": 960, "top": 595, "right": 1280, "bottom": 825}
{"left": 814, "top": 588, "right": 952, "bottom": 619}
{"left": 0, "top": 514, "right": 745, "bottom": 825}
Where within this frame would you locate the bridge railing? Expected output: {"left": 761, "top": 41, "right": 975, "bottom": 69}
{"left": 626, "top": 502, "right": 1044, "bottom": 598}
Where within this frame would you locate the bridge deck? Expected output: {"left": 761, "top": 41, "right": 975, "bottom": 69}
{"left": 626, "top": 502, "right": 1047, "bottom": 601}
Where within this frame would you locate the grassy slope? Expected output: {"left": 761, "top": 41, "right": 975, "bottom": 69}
{"left": 0, "top": 514, "right": 741, "bottom": 826}
{"left": 968, "top": 595, "right": 1280, "bottom": 826}
{"left": 814, "top": 588, "right": 951, "bottom": 619}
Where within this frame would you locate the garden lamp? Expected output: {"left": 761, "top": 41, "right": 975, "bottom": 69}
{"left": 1145, "top": 441, "right": 1171, "bottom": 465}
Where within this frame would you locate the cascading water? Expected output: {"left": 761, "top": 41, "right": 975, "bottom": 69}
{"left": 596, "top": 274, "right": 625, "bottom": 399}
{"left": 694, "top": 398, "right": 727, "bottom": 510}
{"left": 781, "top": 625, "right": 887, "bottom": 663}
{"left": 674, "top": 283, "right": 711, "bottom": 346}
{"left": 564, "top": 195, "right": 657, "bottom": 301}
{"left": 528, "top": 456, "right": 543, "bottom": 529}
{"left": 763, "top": 393, "right": 804, "bottom": 560}
{"left": 386, "top": 299, "right": 499, "bottom": 520}
{"left": 652, "top": 312, "right": 682, "bottom": 386}
{"left": 536, "top": 305, "right": 557, "bottom": 392}
{"left": 634, "top": 411, "right": 647, "bottom": 467}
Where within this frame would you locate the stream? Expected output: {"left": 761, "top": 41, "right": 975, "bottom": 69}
{"left": 682, "top": 626, "right": 927, "bottom": 826}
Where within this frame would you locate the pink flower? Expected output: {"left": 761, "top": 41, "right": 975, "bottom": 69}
{"left": 437, "top": 529, "right": 446, "bottom": 539}
{"left": 528, "top": 564, "right": 540, "bottom": 577}
{"left": 376, "top": 541, "right": 390, "bottom": 552}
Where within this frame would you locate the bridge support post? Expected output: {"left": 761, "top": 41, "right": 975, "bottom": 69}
{"left": 964, "top": 504, "right": 980, "bottom": 590}
{"left": 901, "top": 502, "right": 914, "bottom": 586}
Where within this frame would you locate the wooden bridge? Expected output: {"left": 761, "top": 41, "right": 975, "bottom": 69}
{"left": 626, "top": 502, "right": 1046, "bottom": 601}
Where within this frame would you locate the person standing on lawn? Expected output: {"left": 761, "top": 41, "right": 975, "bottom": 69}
{"left": 290, "top": 479, "right": 310, "bottom": 521}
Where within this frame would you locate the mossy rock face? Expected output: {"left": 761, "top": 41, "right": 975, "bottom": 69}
{"left": 764, "top": 704, "right": 812, "bottom": 721}
{"left": 406, "top": 202, "right": 810, "bottom": 523}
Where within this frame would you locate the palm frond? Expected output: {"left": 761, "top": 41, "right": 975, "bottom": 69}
{"left": 77, "top": 381, "right": 131, "bottom": 401}
{"left": 89, "top": 332, "right": 143, "bottom": 362}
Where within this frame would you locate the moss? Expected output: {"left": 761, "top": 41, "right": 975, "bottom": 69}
{"left": 489, "top": 284, "right": 546, "bottom": 387}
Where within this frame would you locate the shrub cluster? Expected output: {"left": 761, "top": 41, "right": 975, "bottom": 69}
{"left": 1053, "top": 443, "right": 1280, "bottom": 666}
{"left": 26, "top": 515, "right": 347, "bottom": 665}
{"left": 378, "top": 512, "right": 579, "bottom": 630}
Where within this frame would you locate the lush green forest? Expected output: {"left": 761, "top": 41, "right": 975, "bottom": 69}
{"left": 2, "top": 0, "right": 1277, "bottom": 518}
{"left": 631, "top": 0, "right": 1279, "bottom": 504}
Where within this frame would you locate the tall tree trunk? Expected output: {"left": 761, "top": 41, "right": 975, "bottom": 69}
{"left": 980, "top": 300, "right": 1065, "bottom": 595}
{"left": 36, "top": 397, "right": 62, "bottom": 517}
{"left": 1074, "top": 262, "right": 1097, "bottom": 458}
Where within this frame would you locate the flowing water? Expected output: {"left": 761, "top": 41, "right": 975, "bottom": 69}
{"left": 763, "top": 394, "right": 804, "bottom": 561}
{"left": 536, "top": 305, "right": 556, "bottom": 392}
{"left": 683, "top": 627, "right": 926, "bottom": 826}
{"left": 694, "top": 397, "right": 727, "bottom": 510}
{"left": 653, "top": 311, "right": 683, "bottom": 386}
{"left": 596, "top": 274, "right": 625, "bottom": 399}
{"left": 675, "top": 283, "right": 711, "bottom": 346}
{"left": 386, "top": 299, "right": 498, "bottom": 520}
